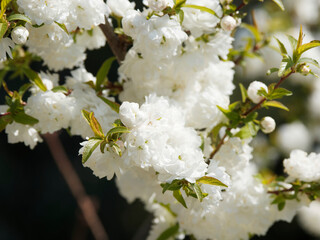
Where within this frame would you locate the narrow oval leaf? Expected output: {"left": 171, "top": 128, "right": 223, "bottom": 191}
{"left": 266, "top": 68, "right": 279, "bottom": 76}
{"left": 271, "top": 0, "right": 285, "bottom": 11}
{"left": 191, "top": 183, "right": 203, "bottom": 202}
{"left": 156, "top": 223, "right": 179, "bottom": 240}
{"left": 197, "top": 176, "right": 228, "bottom": 188}
{"left": 7, "top": 14, "right": 32, "bottom": 23}
{"left": 181, "top": 4, "right": 220, "bottom": 18}
{"left": 173, "top": 190, "right": 187, "bottom": 208}
{"left": 0, "top": 22, "right": 8, "bottom": 40}
{"left": 18, "top": 83, "right": 32, "bottom": 96}
{"left": 98, "top": 96, "right": 120, "bottom": 113}
{"left": 239, "top": 83, "right": 248, "bottom": 103}
{"left": 0, "top": 113, "right": 12, "bottom": 132}
{"left": 298, "top": 58, "right": 320, "bottom": 68}
{"left": 264, "top": 100, "right": 289, "bottom": 111}
{"left": 81, "top": 109, "right": 91, "bottom": 125}
{"left": 106, "top": 126, "right": 130, "bottom": 139}
{"left": 286, "top": 34, "right": 297, "bottom": 51}
{"left": 54, "top": 21, "right": 69, "bottom": 34}
{"left": 12, "top": 112, "right": 39, "bottom": 125}
{"left": 89, "top": 112, "right": 104, "bottom": 138}
{"left": 298, "top": 41, "right": 320, "bottom": 56}
{"left": 82, "top": 139, "right": 103, "bottom": 164}
{"left": 274, "top": 37, "right": 287, "bottom": 55}
{"left": 51, "top": 86, "right": 69, "bottom": 94}
{"left": 23, "top": 68, "right": 47, "bottom": 91}
{"left": 96, "top": 57, "right": 116, "bottom": 91}
{"left": 1, "top": 0, "right": 13, "bottom": 17}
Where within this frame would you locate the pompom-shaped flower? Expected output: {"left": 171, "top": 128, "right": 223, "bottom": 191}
{"left": 247, "top": 81, "right": 268, "bottom": 104}
{"left": 260, "top": 116, "right": 276, "bottom": 134}
{"left": 284, "top": 149, "right": 320, "bottom": 182}
{"left": 147, "top": 0, "right": 173, "bottom": 11}
{"left": 11, "top": 26, "right": 29, "bottom": 44}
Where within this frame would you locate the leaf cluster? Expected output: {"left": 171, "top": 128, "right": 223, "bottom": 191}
{"left": 160, "top": 176, "right": 227, "bottom": 208}
{"left": 81, "top": 110, "right": 129, "bottom": 164}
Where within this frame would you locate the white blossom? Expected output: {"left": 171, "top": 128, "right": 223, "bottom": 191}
{"left": 247, "top": 81, "right": 268, "bottom": 104}
{"left": 298, "top": 201, "right": 320, "bottom": 237}
{"left": 220, "top": 15, "right": 237, "bottom": 31}
{"left": 107, "top": 0, "right": 135, "bottom": 18}
{"left": 0, "top": 38, "right": 15, "bottom": 61}
{"left": 284, "top": 150, "right": 320, "bottom": 182}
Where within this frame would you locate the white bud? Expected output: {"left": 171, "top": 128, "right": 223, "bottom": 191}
{"left": 301, "top": 65, "right": 311, "bottom": 75}
{"left": 261, "top": 116, "right": 276, "bottom": 134}
{"left": 11, "top": 26, "right": 29, "bottom": 45}
{"left": 220, "top": 15, "right": 237, "bottom": 31}
{"left": 147, "top": 0, "right": 170, "bottom": 11}
{"left": 247, "top": 81, "right": 268, "bottom": 104}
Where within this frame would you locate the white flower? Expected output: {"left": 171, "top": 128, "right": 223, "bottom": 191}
{"left": 76, "top": 27, "right": 106, "bottom": 50}
{"left": 0, "top": 37, "right": 15, "bottom": 61}
{"left": 284, "top": 150, "right": 320, "bottom": 182}
{"left": 181, "top": 0, "right": 222, "bottom": 37}
{"left": 119, "top": 95, "right": 208, "bottom": 183}
{"left": 5, "top": 122, "right": 42, "bottom": 149}
{"left": 260, "top": 116, "right": 276, "bottom": 134}
{"left": 26, "top": 91, "right": 75, "bottom": 133}
{"left": 247, "top": 81, "right": 268, "bottom": 104}
{"left": 11, "top": 26, "right": 29, "bottom": 45}
{"left": 107, "top": 0, "right": 135, "bottom": 18}
{"left": 147, "top": 0, "right": 173, "bottom": 11}
{"left": 220, "top": 15, "right": 237, "bottom": 31}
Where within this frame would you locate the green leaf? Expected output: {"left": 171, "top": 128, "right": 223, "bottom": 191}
{"left": 0, "top": 22, "right": 8, "bottom": 40}
{"left": 98, "top": 96, "right": 120, "bottom": 113}
{"left": 51, "top": 86, "right": 69, "bottom": 94}
{"left": 234, "top": 122, "right": 259, "bottom": 139}
{"left": 264, "top": 100, "right": 289, "bottom": 111}
{"left": 239, "top": 83, "right": 248, "bottom": 103}
{"left": 175, "top": 0, "right": 187, "bottom": 8}
{"left": 96, "top": 57, "right": 116, "bottom": 91}
{"left": 12, "top": 112, "right": 39, "bottom": 125}
{"left": 181, "top": 4, "right": 220, "bottom": 18}
{"left": 23, "top": 68, "right": 47, "bottom": 91}
{"left": 7, "top": 14, "right": 32, "bottom": 23}
{"left": 271, "top": 0, "right": 285, "bottom": 11}
{"left": 0, "top": 69, "right": 7, "bottom": 86}
{"left": 266, "top": 68, "right": 279, "bottom": 75}
{"left": 286, "top": 34, "right": 297, "bottom": 51}
{"left": 0, "top": 0, "right": 12, "bottom": 17}
{"left": 18, "top": 83, "right": 32, "bottom": 96}
{"left": 0, "top": 113, "right": 12, "bottom": 132}
{"left": 82, "top": 138, "right": 103, "bottom": 164}
{"left": 278, "top": 56, "right": 293, "bottom": 77}
{"left": 81, "top": 109, "right": 91, "bottom": 125}
{"left": 278, "top": 201, "right": 286, "bottom": 211}
{"left": 156, "top": 223, "right": 179, "bottom": 240}
{"left": 173, "top": 190, "right": 187, "bottom": 208}
{"left": 191, "top": 183, "right": 204, "bottom": 202}
{"left": 100, "top": 140, "right": 107, "bottom": 153}
{"left": 296, "top": 25, "right": 303, "bottom": 53}
{"left": 269, "top": 88, "right": 292, "bottom": 100}
{"left": 106, "top": 126, "right": 130, "bottom": 140}
{"left": 274, "top": 37, "right": 287, "bottom": 55}
{"left": 298, "top": 58, "right": 320, "bottom": 68}
{"left": 298, "top": 41, "right": 320, "bottom": 56}
{"left": 197, "top": 176, "right": 228, "bottom": 188}
{"left": 54, "top": 21, "right": 69, "bottom": 34}
{"left": 89, "top": 112, "right": 104, "bottom": 138}
{"left": 217, "top": 105, "right": 240, "bottom": 122}
{"left": 161, "top": 180, "right": 183, "bottom": 193}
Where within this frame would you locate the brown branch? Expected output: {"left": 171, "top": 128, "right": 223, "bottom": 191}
{"left": 209, "top": 128, "right": 230, "bottom": 159}
{"left": 267, "top": 188, "right": 295, "bottom": 195}
{"left": 99, "top": 18, "right": 128, "bottom": 64}
{"left": 43, "top": 132, "right": 109, "bottom": 240}
{"left": 235, "top": 2, "right": 246, "bottom": 12}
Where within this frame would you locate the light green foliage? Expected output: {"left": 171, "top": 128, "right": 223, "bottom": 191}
{"left": 156, "top": 223, "right": 179, "bottom": 240}
{"left": 96, "top": 57, "right": 116, "bottom": 92}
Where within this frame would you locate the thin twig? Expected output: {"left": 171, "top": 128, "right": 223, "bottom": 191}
{"left": 210, "top": 71, "right": 294, "bottom": 159}
{"left": 43, "top": 132, "right": 109, "bottom": 240}
{"left": 99, "top": 18, "right": 128, "bottom": 63}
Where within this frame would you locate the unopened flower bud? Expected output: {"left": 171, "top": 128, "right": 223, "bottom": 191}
{"left": 301, "top": 65, "right": 311, "bottom": 75}
{"left": 261, "top": 116, "right": 276, "bottom": 134}
{"left": 220, "top": 15, "right": 237, "bottom": 31}
{"left": 147, "top": 0, "right": 170, "bottom": 11}
{"left": 247, "top": 81, "right": 268, "bottom": 104}
{"left": 11, "top": 26, "right": 29, "bottom": 45}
